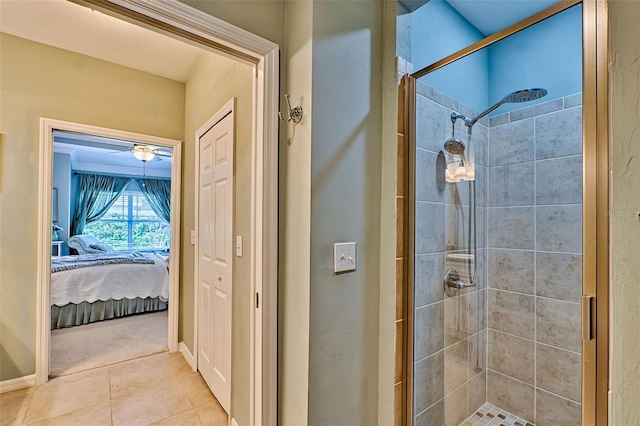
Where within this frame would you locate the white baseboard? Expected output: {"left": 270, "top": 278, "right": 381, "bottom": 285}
{"left": 231, "top": 418, "right": 239, "bottom": 426}
{"left": 178, "top": 341, "right": 196, "bottom": 371}
{"left": 0, "top": 374, "right": 36, "bottom": 394}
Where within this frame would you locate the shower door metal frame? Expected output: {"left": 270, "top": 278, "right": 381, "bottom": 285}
{"left": 404, "top": 0, "right": 609, "bottom": 423}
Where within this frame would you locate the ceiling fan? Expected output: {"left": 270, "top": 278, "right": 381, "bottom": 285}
{"left": 128, "top": 144, "right": 171, "bottom": 162}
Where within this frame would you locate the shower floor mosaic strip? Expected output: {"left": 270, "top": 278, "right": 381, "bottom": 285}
{"left": 460, "top": 402, "right": 534, "bottom": 426}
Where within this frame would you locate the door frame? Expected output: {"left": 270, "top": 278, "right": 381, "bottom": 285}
{"left": 36, "top": 118, "right": 183, "bottom": 376}
{"left": 194, "top": 98, "right": 235, "bottom": 413}
{"left": 64, "top": 1, "right": 279, "bottom": 425}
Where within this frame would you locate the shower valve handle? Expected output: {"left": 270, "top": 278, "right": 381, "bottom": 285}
{"left": 444, "top": 269, "right": 476, "bottom": 296}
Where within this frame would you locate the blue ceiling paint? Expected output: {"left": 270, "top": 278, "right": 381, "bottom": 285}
{"left": 446, "top": 0, "right": 562, "bottom": 36}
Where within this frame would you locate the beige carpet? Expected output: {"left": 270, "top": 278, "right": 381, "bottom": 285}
{"left": 50, "top": 310, "right": 168, "bottom": 377}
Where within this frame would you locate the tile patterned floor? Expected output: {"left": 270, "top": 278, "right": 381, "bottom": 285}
{"left": 0, "top": 352, "right": 227, "bottom": 426}
{"left": 461, "top": 402, "right": 534, "bottom": 426}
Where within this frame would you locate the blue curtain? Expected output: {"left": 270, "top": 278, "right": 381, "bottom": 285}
{"left": 136, "top": 178, "right": 171, "bottom": 223}
{"left": 71, "top": 174, "right": 130, "bottom": 236}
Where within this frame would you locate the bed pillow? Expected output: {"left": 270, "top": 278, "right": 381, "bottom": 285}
{"left": 89, "top": 242, "right": 115, "bottom": 253}
{"left": 68, "top": 235, "right": 103, "bottom": 254}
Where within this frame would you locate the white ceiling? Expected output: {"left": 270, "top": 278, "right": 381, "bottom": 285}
{"left": 446, "top": 0, "right": 561, "bottom": 36}
{"left": 0, "top": 0, "right": 204, "bottom": 82}
{"left": 54, "top": 132, "right": 173, "bottom": 178}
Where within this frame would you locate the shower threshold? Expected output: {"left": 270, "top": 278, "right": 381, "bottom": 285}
{"left": 460, "top": 402, "right": 534, "bottom": 426}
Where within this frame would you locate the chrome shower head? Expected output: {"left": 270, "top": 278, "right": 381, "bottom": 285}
{"left": 444, "top": 137, "right": 468, "bottom": 165}
{"left": 501, "top": 88, "right": 548, "bottom": 104}
{"left": 444, "top": 138, "right": 465, "bottom": 155}
{"left": 466, "top": 87, "right": 548, "bottom": 127}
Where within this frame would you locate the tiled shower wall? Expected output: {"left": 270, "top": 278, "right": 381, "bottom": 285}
{"left": 485, "top": 94, "right": 583, "bottom": 425}
{"left": 412, "top": 75, "right": 489, "bottom": 426}
{"left": 406, "top": 69, "right": 584, "bottom": 425}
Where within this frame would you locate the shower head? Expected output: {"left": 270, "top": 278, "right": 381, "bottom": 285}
{"left": 444, "top": 137, "right": 466, "bottom": 156}
{"left": 444, "top": 137, "right": 468, "bottom": 165}
{"left": 466, "top": 87, "right": 548, "bottom": 127}
{"left": 501, "top": 88, "right": 548, "bottom": 104}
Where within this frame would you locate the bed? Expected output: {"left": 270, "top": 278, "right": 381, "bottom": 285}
{"left": 50, "top": 235, "right": 169, "bottom": 329}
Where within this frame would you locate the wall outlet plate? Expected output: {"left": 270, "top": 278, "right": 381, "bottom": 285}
{"left": 334, "top": 242, "right": 356, "bottom": 273}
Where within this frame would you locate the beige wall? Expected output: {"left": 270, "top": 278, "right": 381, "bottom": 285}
{"left": 306, "top": 2, "right": 383, "bottom": 424}
{"left": 609, "top": 1, "right": 640, "bottom": 423}
{"left": 0, "top": 33, "right": 185, "bottom": 381}
{"left": 179, "top": 2, "right": 395, "bottom": 424}
{"left": 179, "top": 0, "right": 284, "bottom": 48}
{"left": 181, "top": 52, "right": 254, "bottom": 426}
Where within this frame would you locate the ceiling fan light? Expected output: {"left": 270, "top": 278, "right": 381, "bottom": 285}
{"left": 133, "top": 150, "right": 155, "bottom": 162}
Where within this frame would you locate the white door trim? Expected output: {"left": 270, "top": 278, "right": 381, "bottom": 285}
{"left": 69, "top": 1, "right": 279, "bottom": 424}
{"left": 36, "top": 118, "right": 183, "bottom": 382}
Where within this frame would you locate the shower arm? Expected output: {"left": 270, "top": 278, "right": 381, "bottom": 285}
{"left": 451, "top": 100, "right": 504, "bottom": 128}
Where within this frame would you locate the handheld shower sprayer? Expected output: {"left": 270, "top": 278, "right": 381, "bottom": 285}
{"left": 442, "top": 88, "right": 548, "bottom": 296}
{"left": 444, "top": 113, "right": 474, "bottom": 182}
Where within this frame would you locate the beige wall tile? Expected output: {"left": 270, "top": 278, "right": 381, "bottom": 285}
{"left": 489, "top": 162, "right": 535, "bottom": 207}
{"left": 444, "top": 340, "right": 468, "bottom": 395}
{"left": 468, "top": 331, "right": 486, "bottom": 378}
{"left": 488, "top": 119, "right": 534, "bottom": 166}
{"left": 536, "top": 205, "right": 582, "bottom": 253}
{"left": 415, "top": 202, "right": 446, "bottom": 254}
{"left": 487, "top": 370, "right": 534, "bottom": 422}
{"left": 444, "top": 295, "right": 469, "bottom": 346}
{"left": 535, "top": 107, "right": 582, "bottom": 159}
{"left": 536, "top": 298, "right": 581, "bottom": 352}
{"left": 467, "top": 371, "right": 486, "bottom": 416}
{"left": 416, "top": 95, "right": 448, "bottom": 153}
{"left": 415, "top": 253, "right": 445, "bottom": 308}
{"left": 536, "top": 155, "right": 583, "bottom": 205}
{"left": 413, "top": 351, "right": 444, "bottom": 414}
{"left": 536, "top": 344, "right": 581, "bottom": 402}
{"left": 414, "top": 399, "right": 444, "bottom": 426}
{"left": 415, "top": 302, "right": 444, "bottom": 361}
{"left": 488, "top": 249, "right": 535, "bottom": 294}
{"left": 535, "top": 389, "right": 581, "bottom": 426}
{"left": 467, "top": 290, "right": 486, "bottom": 335}
{"left": 444, "top": 383, "right": 467, "bottom": 426}
{"left": 488, "top": 330, "right": 534, "bottom": 385}
{"left": 536, "top": 252, "right": 582, "bottom": 302}
{"left": 488, "top": 290, "right": 535, "bottom": 340}
{"left": 487, "top": 207, "right": 535, "bottom": 250}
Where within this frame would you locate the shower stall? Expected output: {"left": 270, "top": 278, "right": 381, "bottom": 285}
{"left": 399, "top": 1, "right": 589, "bottom": 425}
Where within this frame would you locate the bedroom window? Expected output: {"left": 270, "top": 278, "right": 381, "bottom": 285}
{"left": 84, "top": 190, "right": 170, "bottom": 251}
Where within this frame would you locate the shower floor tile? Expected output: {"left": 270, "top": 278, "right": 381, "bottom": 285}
{"left": 460, "top": 402, "right": 534, "bottom": 426}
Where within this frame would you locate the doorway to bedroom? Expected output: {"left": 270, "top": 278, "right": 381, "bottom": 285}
{"left": 49, "top": 129, "right": 177, "bottom": 377}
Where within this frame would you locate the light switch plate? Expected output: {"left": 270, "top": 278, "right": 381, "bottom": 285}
{"left": 334, "top": 242, "right": 356, "bottom": 273}
{"left": 236, "top": 236, "right": 243, "bottom": 257}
